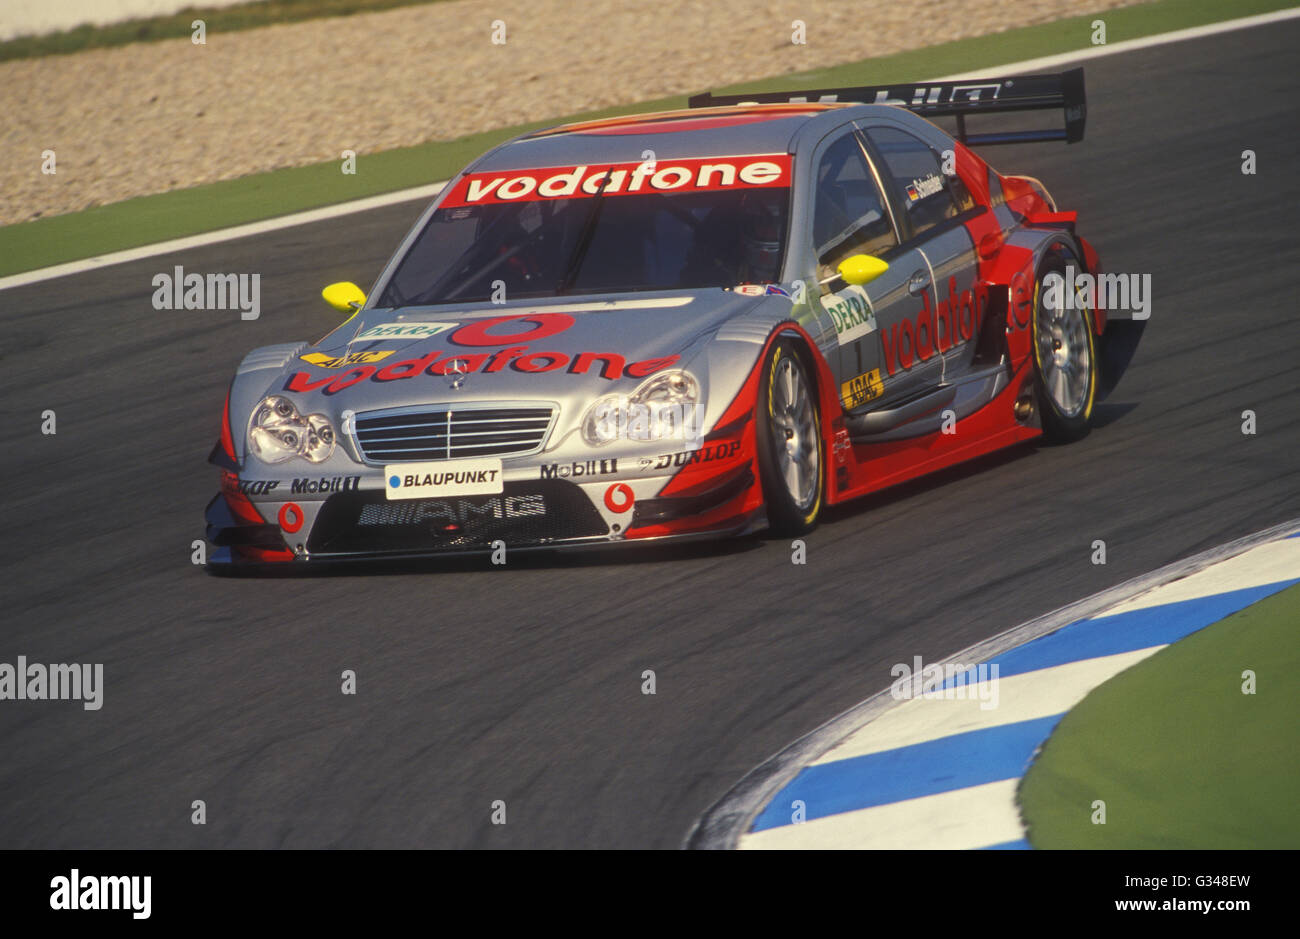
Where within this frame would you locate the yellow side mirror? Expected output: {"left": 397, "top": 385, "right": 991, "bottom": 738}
{"left": 322, "top": 281, "right": 366, "bottom": 313}
{"left": 838, "top": 255, "right": 889, "bottom": 287}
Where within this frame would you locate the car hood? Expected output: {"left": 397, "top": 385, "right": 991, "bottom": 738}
{"left": 271, "top": 288, "right": 788, "bottom": 415}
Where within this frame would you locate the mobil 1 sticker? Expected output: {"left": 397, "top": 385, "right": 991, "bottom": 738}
{"left": 384, "top": 458, "right": 504, "bottom": 500}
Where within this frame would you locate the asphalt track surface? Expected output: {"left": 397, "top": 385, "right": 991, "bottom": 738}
{"left": 1, "top": 21, "right": 1297, "bottom": 849}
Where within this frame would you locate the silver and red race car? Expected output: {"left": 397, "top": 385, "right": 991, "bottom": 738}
{"left": 205, "top": 68, "right": 1142, "bottom": 568}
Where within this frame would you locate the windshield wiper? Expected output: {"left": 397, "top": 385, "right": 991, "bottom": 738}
{"left": 555, "top": 173, "right": 611, "bottom": 295}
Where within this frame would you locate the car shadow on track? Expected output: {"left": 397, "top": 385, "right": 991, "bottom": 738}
{"left": 1089, "top": 401, "right": 1139, "bottom": 430}
{"left": 205, "top": 529, "right": 765, "bottom": 579}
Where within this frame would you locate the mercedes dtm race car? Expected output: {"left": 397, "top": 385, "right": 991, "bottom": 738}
{"left": 205, "top": 68, "right": 1143, "bottom": 568}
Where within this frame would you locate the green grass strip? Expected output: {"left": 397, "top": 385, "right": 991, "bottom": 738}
{"left": 3, "top": 0, "right": 1294, "bottom": 277}
{"left": 1019, "top": 581, "right": 1300, "bottom": 848}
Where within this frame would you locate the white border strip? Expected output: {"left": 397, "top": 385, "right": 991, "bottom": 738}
{"left": 3, "top": 7, "right": 1297, "bottom": 293}
{"left": 929, "top": 6, "right": 1300, "bottom": 81}
{"left": 685, "top": 516, "right": 1300, "bottom": 849}
{"left": 0, "top": 183, "right": 445, "bottom": 292}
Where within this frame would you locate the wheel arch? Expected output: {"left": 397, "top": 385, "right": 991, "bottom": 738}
{"left": 770, "top": 323, "right": 841, "bottom": 466}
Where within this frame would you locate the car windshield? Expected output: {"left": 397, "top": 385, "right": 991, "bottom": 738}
{"left": 377, "top": 166, "right": 790, "bottom": 307}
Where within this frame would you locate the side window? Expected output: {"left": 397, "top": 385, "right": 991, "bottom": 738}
{"left": 866, "top": 126, "right": 975, "bottom": 238}
{"left": 812, "top": 132, "right": 896, "bottom": 275}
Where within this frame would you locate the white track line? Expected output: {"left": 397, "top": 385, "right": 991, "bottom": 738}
{"left": 929, "top": 7, "right": 1300, "bottom": 81}
{"left": 0, "top": 183, "right": 443, "bottom": 292}
{"left": 4, "top": 7, "right": 1297, "bottom": 293}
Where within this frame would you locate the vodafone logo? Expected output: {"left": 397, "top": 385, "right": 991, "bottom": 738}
{"left": 881, "top": 277, "right": 992, "bottom": 377}
{"left": 278, "top": 502, "right": 304, "bottom": 533}
{"left": 283, "top": 311, "right": 680, "bottom": 394}
{"left": 604, "top": 483, "right": 634, "bottom": 513}
{"left": 449, "top": 312, "right": 575, "bottom": 346}
{"left": 442, "top": 155, "right": 792, "bottom": 207}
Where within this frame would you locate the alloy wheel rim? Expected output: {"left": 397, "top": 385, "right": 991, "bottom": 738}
{"left": 1036, "top": 286, "right": 1092, "bottom": 418}
{"left": 770, "top": 355, "right": 820, "bottom": 510}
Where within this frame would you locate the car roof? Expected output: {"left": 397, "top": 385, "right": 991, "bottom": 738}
{"left": 469, "top": 103, "right": 897, "bottom": 172}
{"left": 529, "top": 104, "right": 836, "bottom": 137}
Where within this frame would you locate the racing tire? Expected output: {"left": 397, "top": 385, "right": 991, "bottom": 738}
{"left": 756, "top": 338, "right": 825, "bottom": 536}
{"left": 1031, "top": 244, "right": 1099, "bottom": 443}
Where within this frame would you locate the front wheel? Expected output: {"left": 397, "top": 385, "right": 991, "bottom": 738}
{"left": 755, "top": 339, "right": 825, "bottom": 536}
{"left": 1032, "top": 246, "right": 1099, "bottom": 442}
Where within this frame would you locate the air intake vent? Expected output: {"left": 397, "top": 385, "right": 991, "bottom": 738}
{"left": 353, "top": 405, "right": 554, "bottom": 463}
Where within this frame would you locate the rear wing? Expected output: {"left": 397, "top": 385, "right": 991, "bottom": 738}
{"left": 687, "top": 67, "right": 1086, "bottom": 146}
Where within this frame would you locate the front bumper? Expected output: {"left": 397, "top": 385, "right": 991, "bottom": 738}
{"left": 204, "top": 449, "right": 763, "bottom": 569}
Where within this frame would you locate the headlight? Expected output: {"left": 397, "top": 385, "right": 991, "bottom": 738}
{"left": 581, "top": 370, "right": 702, "bottom": 446}
{"left": 247, "top": 395, "right": 336, "bottom": 464}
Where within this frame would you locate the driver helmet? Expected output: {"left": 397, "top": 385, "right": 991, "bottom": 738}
{"left": 740, "top": 192, "right": 785, "bottom": 282}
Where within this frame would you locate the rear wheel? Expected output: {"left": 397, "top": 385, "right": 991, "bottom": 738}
{"left": 1032, "top": 246, "right": 1098, "bottom": 442}
{"left": 756, "top": 339, "right": 825, "bottom": 535}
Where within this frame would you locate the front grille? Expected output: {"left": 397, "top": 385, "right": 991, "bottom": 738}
{"left": 353, "top": 405, "right": 554, "bottom": 463}
{"left": 306, "top": 480, "right": 607, "bottom": 554}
